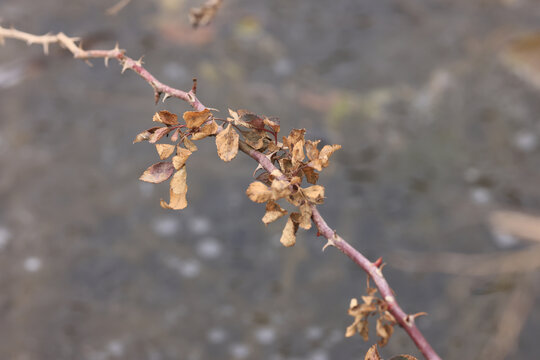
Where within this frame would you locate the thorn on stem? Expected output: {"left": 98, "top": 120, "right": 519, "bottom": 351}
{"left": 162, "top": 93, "right": 172, "bottom": 102}
{"left": 154, "top": 90, "right": 162, "bottom": 105}
{"left": 373, "top": 257, "right": 383, "bottom": 268}
{"left": 192, "top": 78, "right": 197, "bottom": 94}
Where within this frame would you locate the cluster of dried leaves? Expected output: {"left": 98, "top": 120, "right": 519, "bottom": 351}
{"left": 346, "top": 285, "right": 397, "bottom": 347}
{"left": 364, "top": 344, "right": 418, "bottom": 360}
{"left": 135, "top": 108, "right": 340, "bottom": 247}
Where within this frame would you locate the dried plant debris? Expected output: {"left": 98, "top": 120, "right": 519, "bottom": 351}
{"left": 189, "top": 0, "right": 223, "bottom": 28}
{"left": 363, "top": 344, "right": 418, "bottom": 360}
{"left": 346, "top": 286, "right": 397, "bottom": 347}
{"left": 135, "top": 108, "right": 341, "bottom": 247}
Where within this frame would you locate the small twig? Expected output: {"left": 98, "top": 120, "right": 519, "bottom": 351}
{"left": 0, "top": 26, "right": 441, "bottom": 360}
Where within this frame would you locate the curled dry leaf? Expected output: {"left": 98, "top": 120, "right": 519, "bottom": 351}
{"left": 283, "top": 128, "right": 306, "bottom": 150}
{"left": 302, "top": 185, "right": 325, "bottom": 204}
{"left": 172, "top": 147, "right": 192, "bottom": 170}
{"left": 364, "top": 345, "right": 382, "bottom": 360}
{"left": 310, "top": 144, "right": 341, "bottom": 171}
{"left": 280, "top": 215, "right": 299, "bottom": 247}
{"left": 262, "top": 200, "right": 288, "bottom": 225}
{"left": 149, "top": 127, "right": 173, "bottom": 143}
{"left": 139, "top": 162, "right": 175, "bottom": 184}
{"left": 153, "top": 110, "right": 178, "bottom": 125}
{"left": 133, "top": 126, "right": 161, "bottom": 143}
{"left": 155, "top": 144, "right": 175, "bottom": 160}
{"left": 216, "top": 124, "right": 239, "bottom": 162}
{"left": 183, "top": 137, "right": 198, "bottom": 152}
{"left": 246, "top": 181, "right": 273, "bottom": 203}
{"left": 376, "top": 318, "right": 394, "bottom": 347}
{"left": 305, "top": 140, "right": 321, "bottom": 161}
{"left": 271, "top": 179, "right": 291, "bottom": 200}
{"left": 291, "top": 138, "right": 305, "bottom": 167}
{"left": 302, "top": 166, "right": 319, "bottom": 184}
{"left": 160, "top": 167, "right": 188, "bottom": 210}
{"left": 191, "top": 120, "right": 218, "bottom": 140}
{"left": 263, "top": 117, "right": 280, "bottom": 134}
{"left": 293, "top": 202, "right": 312, "bottom": 230}
{"left": 184, "top": 109, "right": 212, "bottom": 129}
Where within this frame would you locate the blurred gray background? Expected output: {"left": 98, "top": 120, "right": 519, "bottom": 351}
{"left": 1, "top": 0, "right": 540, "bottom": 359}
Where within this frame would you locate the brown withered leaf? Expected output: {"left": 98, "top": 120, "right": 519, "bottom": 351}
{"left": 305, "top": 140, "right": 321, "bottom": 161}
{"left": 283, "top": 128, "right": 306, "bottom": 150}
{"left": 184, "top": 109, "right": 212, "bottom": 129}
{"left": 302, "top": 166, "right": 319, "bottom": 184}
{"left": 262, "top": 201, "right": 288, "bottom": 225}
{"left": 246, "top": 181, "right": 273, "bottom": 203}
{"left": 376, "top": 319, "right": 394, "bottom": 347}
{"left": 298, "top": 202, "right": 312, "bottom": 229}
{"left": 153, "top": 110, "right": 178, "bottom": 125}
{"left": 191, "top": 120, "right": 218, "bottom": 140}
{"left": 149, "top": 127, "right": 173, "bottom": 143}
{"left": 271, "top": 179, "right": 291, "bottom": 200}
{"left": 302, "top": 185, "right": 325, "bottom": 204}
{"left": 280, "top": 215, "right": 299, "bottom": 247}
{"left": 364, "top": 345, "right": 382, "bottom": 360}
{"left": 263, "top": 117, "right": 280, "bottom": 133}
{"left": 310, "top": 144, "right": 342, "bottom": 170}
{"left": 292, "top": 139, "right": 305, "bottom": 167}
{"left": 160, "top": 167, "right": 188, "bottom": 210}
{"left": 287, "top": 191, "right": 304, "bottom": 207}
{"left": 133, "top": 126, "right": 161, "bottom": 143}
{"left": 172, "top": 147, "right": 192, "bottom": 170}
{"left": 170, "top": 128, "right": 180, "bottom": 142}
{"left": 183, "top": 137, "right": 198, "bottom": 152}
{"left": 278, "top": 158, "right": 294, "bottom": 175}
{"left": 216, "top": 124, "right": 239, "bottom": 162}
{"left": 241, "top": 129, "right": 267, "bottom": 150}
{"left": 139, "top": 162, "right": 175, "bottom": 183}
{"left": 156, "top": 144, "right": 176, "bottom": 160}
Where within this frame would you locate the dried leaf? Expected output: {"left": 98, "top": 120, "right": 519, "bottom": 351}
{"left": 183, "top": 137, "right": 198, "bottom": 152}
{"left": 155, "top": 144, "right": 175, "bottom": 160}
{"left": 305, "top": 140, "right": 321, "bottom": 161}
{"left": 170, "top": 128, "right": 180, "bottom": 142}
{"left": 216, "top": 124, "right": 239, "bottom": 162}
{"left": 364, "top": 345, "right": 382, "bottom": 360}
{"left": 287, "top": 191, "right": 304, "bottom": 207}
{"left": 246, "top": 181, "right": 273, "bottom": 203}
{"left": 149, "top": 127, "right": 173, "bottom": 143}
{"left": 271, "top": 179, "right": 291, "bottom": 200}
{"left": 263, "top": 117, "right": 280, "bottom": 133}
{"left": 280, "top": 215, "right": 299, "bottom": 247}
{"left": 376, "top": 319, "right": 394, "bottom": 347}
{"left": 284, "top": 128, "right": 306, "bottom": 150}
{"left": 262, "top": 200, "right": 288, "bottom": 225}
{"left": 278, "top": 158, "right": 294, "bottom": 175}
{"left": 241, "top": 129, "right": 267, "bottom": 150}
{"left": 139, "top": 162, "right": 175, "bottom": 183}
{"left": 184, "top": 109, "right": 212, "bottom": 129}
{"left": 291, "top": 139, "right": 305, "bottom": 167}
{"left": 191, "top": 120, "right": 218, "bottom": 140}
{"left": 303, "top": 166, "right": 319, "bottom": 184}
{"left": 172, "top": 147, "right": 192, "bottom": 170}
{"left": 298, "top": 202, "right": 313, "bottom": 229}
{"left": 160, "top": 167, "right": 188, "bottom": 210}
{"left": 302, "top": 185, "right": 325, "bottom": 204}
{"left": 133, "top": 126, "right": 162, "bottom": 143}
{"left": 153, "top": 110, "right": 178, "bottom": 125}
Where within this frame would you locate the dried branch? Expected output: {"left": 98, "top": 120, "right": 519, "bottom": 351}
{"left": 0, "top": 26, "right": 441, "bottom": 360}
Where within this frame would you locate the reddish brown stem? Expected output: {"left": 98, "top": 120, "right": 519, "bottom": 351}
{"left": 0, "top": 26, "right": 442, "bottom": 360}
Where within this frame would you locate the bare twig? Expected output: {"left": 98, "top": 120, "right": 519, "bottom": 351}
{"left": 0, "top": 26, "right": 441, "bottom": 360}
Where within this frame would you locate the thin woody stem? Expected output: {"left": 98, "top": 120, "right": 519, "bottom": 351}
{"left": 0, "top": 26, "right": 441, "bottom": 360}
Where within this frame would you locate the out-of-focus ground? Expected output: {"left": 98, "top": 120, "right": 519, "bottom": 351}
{"left": 1, "top": 0, "right": 540, "bottom": 359}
